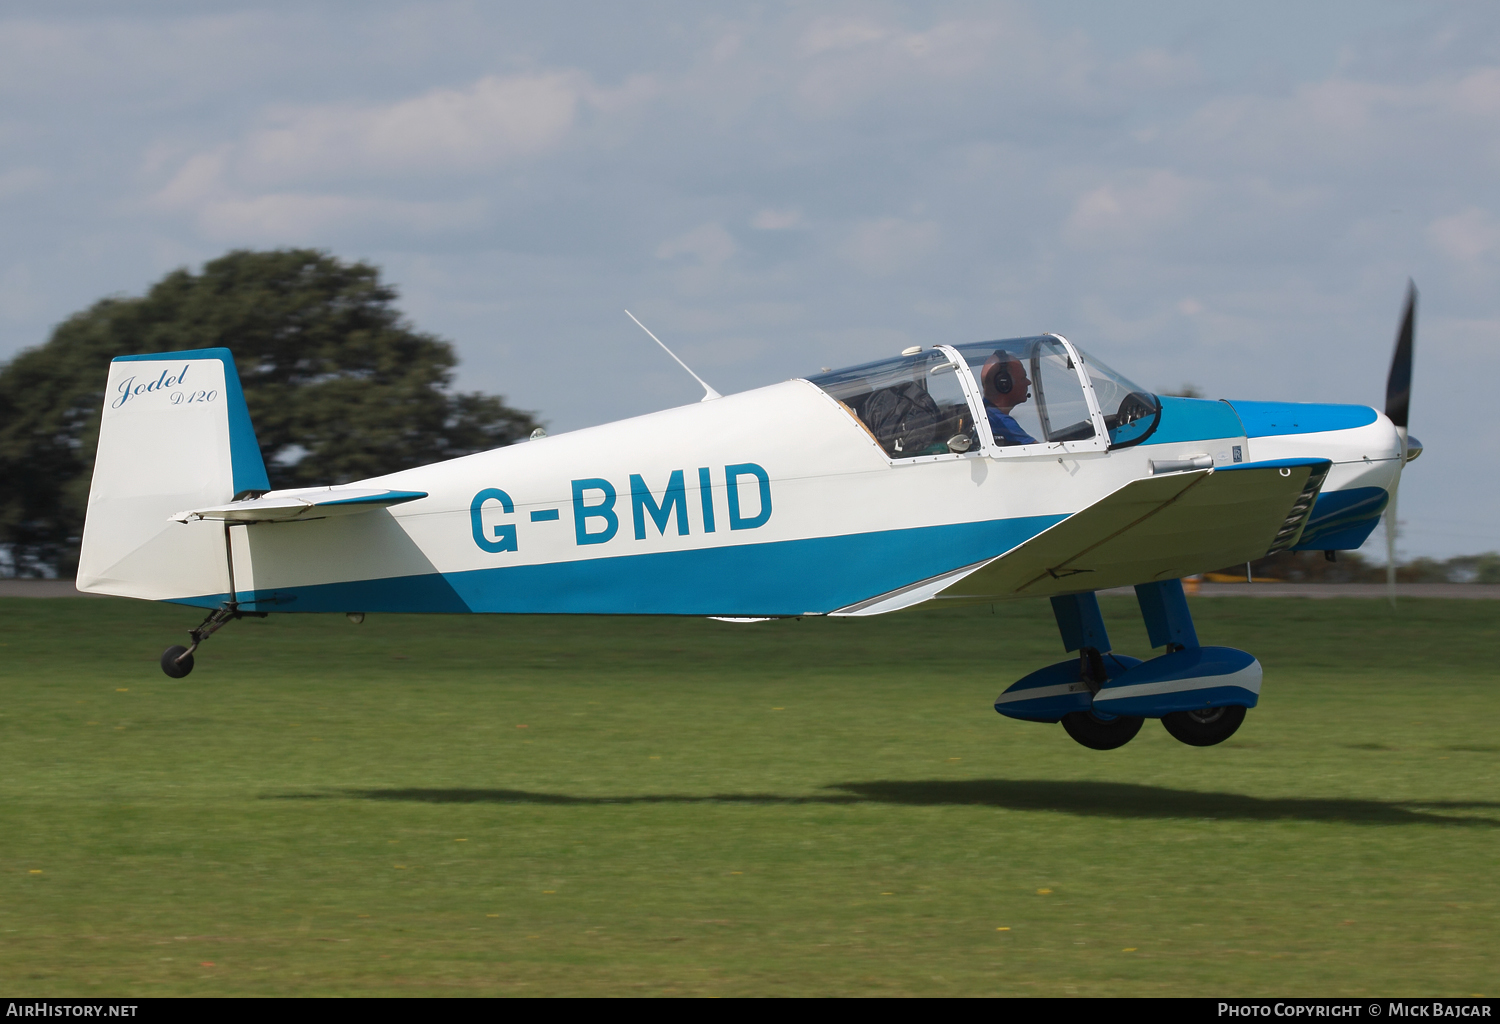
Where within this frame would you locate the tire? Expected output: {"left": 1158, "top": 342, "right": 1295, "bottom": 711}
{"left": 1161, "top": 705, "right": 1246, "bottom": 747}
{"left": 161, "top": 645, "right": 195, "bottom": 679}
{"left": 1061, "top": 709, "right": 1144, "bottom": 750}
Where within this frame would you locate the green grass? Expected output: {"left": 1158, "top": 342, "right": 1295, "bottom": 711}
{"left": 1, "top": 595, "right": 1496, "bottom": 996}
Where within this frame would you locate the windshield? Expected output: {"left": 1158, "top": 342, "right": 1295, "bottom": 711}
{"left": 806, "top": 349, "right": 980, "bottom": 459}
{"left": 950, "top": 337, "right": 1095, "bottom": 446}
{"left": 1074, "top": 348, "right": 1160, "bottom": 448}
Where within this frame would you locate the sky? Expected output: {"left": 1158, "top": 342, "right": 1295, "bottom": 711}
{"left": 1, "top": 1, "right": 1496, "bottom": 559}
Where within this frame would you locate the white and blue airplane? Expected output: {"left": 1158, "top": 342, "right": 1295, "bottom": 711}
{"left": 76, "top": 288, "right": 1419, "bottom": 751}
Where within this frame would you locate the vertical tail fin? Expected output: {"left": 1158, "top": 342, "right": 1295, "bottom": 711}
{"left": 77, "top": 348, "right": 269, "bottom": 601}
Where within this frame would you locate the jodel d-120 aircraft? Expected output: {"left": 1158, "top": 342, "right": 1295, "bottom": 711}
{"left": 76, "top": 287, "right": 1420, "bottom": 752}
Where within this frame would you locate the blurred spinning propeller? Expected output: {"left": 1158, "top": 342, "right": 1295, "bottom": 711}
{"left": 1384, "top": 281, "right": 1417, "bottom": 607}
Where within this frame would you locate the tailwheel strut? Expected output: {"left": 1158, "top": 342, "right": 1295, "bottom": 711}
{"left": 160, "top": 521, "right": 266, "bottom": 678}
{"left": 161, "top": 602, "right": 267, "bottom": 678}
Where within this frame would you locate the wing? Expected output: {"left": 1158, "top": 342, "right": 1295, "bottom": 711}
{"left": 831, "top": 458, "right": 1328, "bottom": 615}
{"left": 170, "top": 487, "right": 428, "bottom": 524}
{"left": 938, "top": 458, "right": 1329, "bottom": 602}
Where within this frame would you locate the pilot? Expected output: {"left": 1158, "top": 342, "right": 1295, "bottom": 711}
{"left": 981, "top": 351, "right": 1039, "bottom": 446}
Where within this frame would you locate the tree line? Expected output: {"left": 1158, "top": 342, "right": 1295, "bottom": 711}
{"left": 0, "top": 249, "right": 538, "bottom": 577}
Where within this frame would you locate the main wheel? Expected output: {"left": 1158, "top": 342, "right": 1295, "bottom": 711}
{"left": 1161, "top": 705, "right": 1246, "bottom": 747}
{"left": 1061, "top": 709, "right": 1144, "bottom": 750}
{"left": 161, "top": 645, "right": 194, "bottom": 678}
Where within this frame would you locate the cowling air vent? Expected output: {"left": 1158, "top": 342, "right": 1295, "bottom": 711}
{"left": 1266, "top": 463, "right": 1331, "bottom": 554}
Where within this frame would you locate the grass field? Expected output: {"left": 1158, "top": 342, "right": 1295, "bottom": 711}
{"left": 1, "top": 595, "right": 1496, "bottom": 997}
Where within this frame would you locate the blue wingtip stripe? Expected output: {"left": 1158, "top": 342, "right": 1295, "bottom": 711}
{"left": 314, "top": 490, "right": 428, "bottom": 507}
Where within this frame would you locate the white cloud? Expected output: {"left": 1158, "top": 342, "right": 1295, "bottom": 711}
{"left": 149, "top": 146, "right": 487, "bottom": 242}
{"left": 152, "top": 149, "right": 230, "bottom": 209}
{"left": 798, "top": 18, "right": 889, "bottom": 57}
{"left": 147, "top": 69, "right": 644, "bottom": 240}
{"left": 249, "top": 73, "right": 581, "bottom": 180}
{"left": 1177, "top": 68, "right": 1500, "bottom": 174}
{"left": 1112, "top": 47, "right": 1202, "bottom": 91}
{"left": 1064, "top": 170, "right": 1207, "bottom": 249}
{"left": 656, "top": 222, "right": 737, "bottom": 266}
{"left": 841, "top": 217, "right": 939, "bottom": 276}
{"left": 192, "top": 192, "right": 485, "bottom": 243}
{"left": 0, "top": 166, "right": 46, "bottom": 201}
{"left": 1428, "top": 207, "right": 1500, "bottom": 265}
{"left": 792, "top": 13, "right": 1030, "bottom": 117}
{"left": 238, "top": 73, "right": 586, "bottom": 186}
{"left": 751, "top": 207, "right": 802, "bottom": 230}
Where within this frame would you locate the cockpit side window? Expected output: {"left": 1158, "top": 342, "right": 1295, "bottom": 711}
{"left": 1033, "top": 338, "right": 1096, "bottom": 442}
{"left": 950, "top": 337, "right": 1096, "bottom": 448}
{"left": 1074, "top": 348, "right": 1161, "bottom": 448}
{"left": 807, "top": 350, "right": 980, "bottom": 459}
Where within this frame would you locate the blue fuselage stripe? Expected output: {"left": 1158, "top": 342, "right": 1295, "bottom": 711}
{"left": 171, "top": 513, "right": 1067, "bottom": 616}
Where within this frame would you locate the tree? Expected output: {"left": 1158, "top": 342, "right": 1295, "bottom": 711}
{"left": 0, "top": 249, "right": 538, "bottom": 577}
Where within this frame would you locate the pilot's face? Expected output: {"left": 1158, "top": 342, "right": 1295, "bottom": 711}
{"left": 988, "top": 359, "right": 1031, "bottom": 409}
{"left": 1006, "top": 361, "right": 1032, "bottom": 407}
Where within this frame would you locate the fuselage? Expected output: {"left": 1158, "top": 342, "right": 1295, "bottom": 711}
{"left": 181, "top": 373, "right": 1404, "bottom": 616}
{"left": 74, "top": 339, "right": 1406, "bottom": 616}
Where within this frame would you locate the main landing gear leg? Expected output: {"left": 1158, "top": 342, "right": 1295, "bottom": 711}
{"left": 997, "top": 582, "right": 1259, "bottom": 749}
{"left": 1051, "top": 592, "right": 1145, "bottom": 751}
{"left": 1134, "top": 579, "right": 1246, "bottom": 747}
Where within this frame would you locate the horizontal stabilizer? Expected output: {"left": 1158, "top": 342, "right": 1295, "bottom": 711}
{"left": 171, "top": 487, "right": 428, "bottom": 524}
{"left": 936, "top": 459, "right": 1329, "bottom": 602}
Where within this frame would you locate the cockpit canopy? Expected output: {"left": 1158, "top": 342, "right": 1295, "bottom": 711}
{"left": 806, "top": 348, "right": 979, "bottom": 458}
{"left": 805, "top": 336, "right": 1159, "bottom": 460}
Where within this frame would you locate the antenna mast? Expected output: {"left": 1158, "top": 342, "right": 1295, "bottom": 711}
{"left": 624, "top": 310, "right": 721, "bottom": 402}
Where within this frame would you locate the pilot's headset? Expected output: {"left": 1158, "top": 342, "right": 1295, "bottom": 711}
{"left": 987, "top": 351, "right": 1015, "bottom": 396}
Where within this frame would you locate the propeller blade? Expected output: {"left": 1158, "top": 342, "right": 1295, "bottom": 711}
{"left": 1385, "top": 281, "right": 1416, "bottom": 429}
{"left": 1382, "top": 280, "right": 1415, "bottom": 608}
{"left": 1386, "top": 485, "right": 1398, "bottom": 609}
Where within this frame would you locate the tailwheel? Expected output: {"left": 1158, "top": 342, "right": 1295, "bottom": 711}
{"left": 158, "top": 602, "right": 267, "bottom": 678}
{"left": 1061, "top": 709, "right": 1144, "bottom": 750}
{"left": 1161, "top": 705, "right": 1246, "bottom": 747}
{"left": 161, "top": 645, "right": 195, "bottom": 679}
